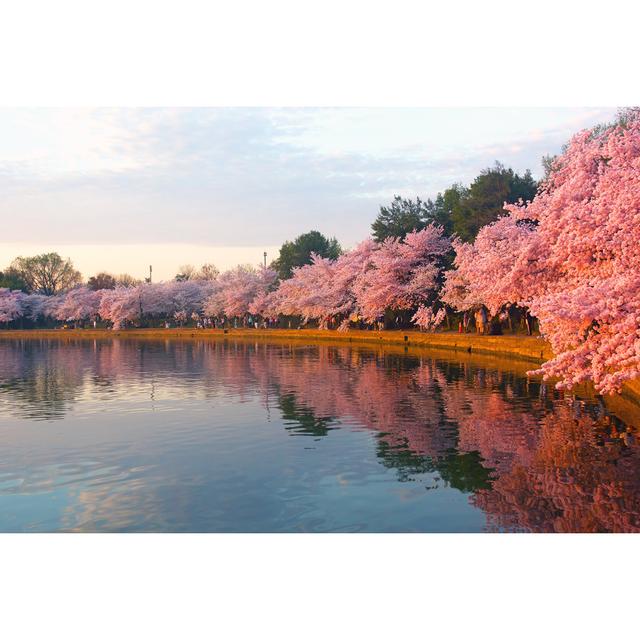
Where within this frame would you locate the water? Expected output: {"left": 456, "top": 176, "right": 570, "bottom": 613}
{"left": 0, "top": 336, "right": 639, "bottom": 532}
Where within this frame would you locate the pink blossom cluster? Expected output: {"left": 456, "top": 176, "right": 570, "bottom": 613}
{"left": 0, "top": 265, "right": 275, "bottom": 330}
{"left": 0, "top": 288, "right": 51, "bottom": 323}
{"left": 352, "top": 226, "right": 450, "bottom": 322}
{"left": 441, "top": 215, "right": 537, "bottom": 316}
{"left": 99, "top": 280, "right": 218, "bottom": 329}
{"left": 205, "top": 265, "right": 277, "bottom": 319}
{"left": 0, "top": 288, "right": 24, "bottom": 323}
{"left": 412, "top": 306, "right": 446, "bottom": 331}
{"left": 254, "top": 228, "right": 449, "bottom": 327}
{"left": 442, "top": 109, "right": 640, "bottom": 394}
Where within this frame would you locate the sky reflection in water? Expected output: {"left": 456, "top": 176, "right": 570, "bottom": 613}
{"left": 0, "top": 337, "right": 639, "bottom": 532}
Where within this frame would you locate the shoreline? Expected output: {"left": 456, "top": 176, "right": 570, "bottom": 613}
{"left": 2, "top": 327, "right": 640, "bottom": 403}
{"left": 1, "top": 327, "right": 553, "bottom": 360}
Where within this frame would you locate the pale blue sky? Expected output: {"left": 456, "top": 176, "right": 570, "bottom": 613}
{"left": 0, "top": 107, "right": 618, "bottom": 280}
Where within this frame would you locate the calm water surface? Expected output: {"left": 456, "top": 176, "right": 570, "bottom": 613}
{"left": 1, "top": 337, "right": 639, "bottom": 532}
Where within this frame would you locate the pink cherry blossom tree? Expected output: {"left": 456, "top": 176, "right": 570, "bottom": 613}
{"left": 412, "top": 306, "right": 447, "bottom": 331}
{"left": 254, "top": 239, "right": 378, "bottom": 329}
{"left": 205, "top": 265, "right": 277, "bottom": 320}
{"left": 353, "top": 226, "right": 450, "bottom": 324}
{"left": 247, "top": 290, "right": 277, "bottom": 321}
{"left": 502, "top": 108, "right": 640, "bottom": 394}
{"left": 441, "top": 214, "right": 538, "bottom": 316}
{"left": 264, "top": 254, "right": 337, "bottom": 327}
{"left": 98, "top": 286, "right": 143, "bottom": 329}
{"left": 162, "top": 280, "right": 213, "bottom": 324}
{"left": 329, "top": 238, "right": 377, "bottom": 328}
{"left": 0, "top": 288, "right": 24, "bottom": 324}
{"left": 20, "top": 293, "right": 49, "bottom": 322}
{"left": 52, "top": 286, "right": 102, "bottom": 324}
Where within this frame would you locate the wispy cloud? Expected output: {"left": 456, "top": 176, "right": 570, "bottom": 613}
{"left": 0, "top": 107, "right": 619, "bottom": 253}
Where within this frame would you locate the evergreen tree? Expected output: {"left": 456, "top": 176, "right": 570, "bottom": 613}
{"left": 0, "top": 267, "right": 28, "bottom": 292}
{"left": 372, "top": 196, "right": 436, "bottom": 241}
{"left": 450, "top": 163, "right": 538, "bottom": 242}
{"left": 272, "top": 230, "right": 342, "bottom": 280}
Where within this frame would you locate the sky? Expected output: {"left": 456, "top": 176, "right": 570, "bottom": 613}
{"left": 0, "top": 107, "right": 618, "bottom": 281}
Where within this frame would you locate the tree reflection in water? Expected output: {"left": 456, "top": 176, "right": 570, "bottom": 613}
{"left": 1, "top": 337, "right": 639, "bottom": 532}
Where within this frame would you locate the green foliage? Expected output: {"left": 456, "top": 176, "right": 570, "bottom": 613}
{"left": 372, "top": 164, "right": 537, "bottom": 245}
{"left": 450, "top": 163, "right": 538, "bottom": 242}
{"left": 372, "top": 196, "right": 437, "bottom": 241}
{"left": 375, "top": 436, "right": 493, "bottom": 491}
{"left": 0, "top": 267, "right": 28, "bottom": 291}
{"left": 371, "top": 190, "right": 471, "bottom": 241}
{"left": 435, "top": 450, "right": 493, "bottom": 493}
{"left": 272, "top": 230, "right": 342, "bottom": 280}
{"left": 430, "top": 184, "right": 466, "bottom": 237}
{"left": 278, "top": 393, "right": 337, "bottom": 437}
{"left": 10, "top": 252, "right": 82, "bottom": 295}
{"left": 375, "top": 436, "right": 435, "bottom": 482}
